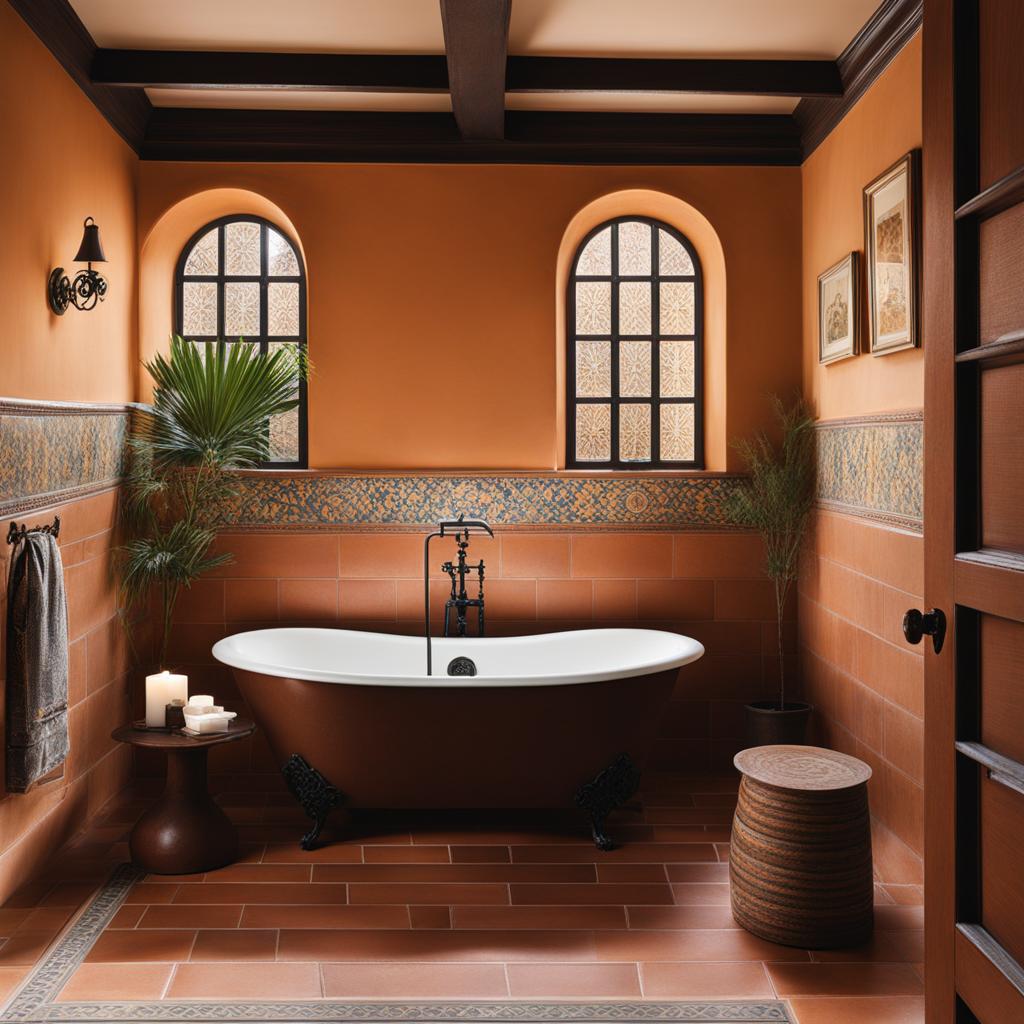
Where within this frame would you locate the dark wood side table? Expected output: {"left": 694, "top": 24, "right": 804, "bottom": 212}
{"left": 112, "top": 718, "right": 255, "bottom": 875}
{"left": 730, "top": 744, "right": 874, "bottom": 949}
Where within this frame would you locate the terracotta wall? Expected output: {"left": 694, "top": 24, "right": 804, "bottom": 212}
{"left": 0, "top": 3, "right": 138, "bottom": 404}
{"left": 149, "top": 529, "right": 794, "bottom": 782}
{"left": 0, "top": 488, "right": 132, "bottom": 905}
{"left": 0, "top": 7, "right": 137, "bottom": 904}
{"left": 137, "top": 162, "right": 802, "bottom": 471}
{"left": 799, "top": 33, "right": 925, "bottom": 883}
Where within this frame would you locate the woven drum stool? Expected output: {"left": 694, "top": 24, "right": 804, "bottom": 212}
{"left": 730, "top": 744, "right": 873, "bottom": 949}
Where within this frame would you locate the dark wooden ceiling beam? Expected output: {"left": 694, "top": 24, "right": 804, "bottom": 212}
{"left": 142, "top": 107, "right": 801, "bottom": 165}
{"left": 9, "top": 0, "right": 150, "bottom": 151}
{"left": 91, "top": 50, "right": 450, "bottom": 92}
{"left": 92, "top": 48, "right": 841, "bottom": 98}
{"left": 439, "top": 0, "right": 511, "bottom": 140}
{"left": 506, "top": 56, "right": 840, "bottom": 97}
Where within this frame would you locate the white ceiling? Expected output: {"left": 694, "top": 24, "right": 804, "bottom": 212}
{"left": 73, "top": 0, "right": 879, "bottom": 114}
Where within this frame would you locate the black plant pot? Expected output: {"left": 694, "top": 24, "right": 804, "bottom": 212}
{"left": 744, "top": 700, "right": 812, "bottom": 747}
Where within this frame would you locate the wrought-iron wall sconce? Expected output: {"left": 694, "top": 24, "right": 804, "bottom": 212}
{"left": 47, "top": 217, "right": 108, "bottom": 315}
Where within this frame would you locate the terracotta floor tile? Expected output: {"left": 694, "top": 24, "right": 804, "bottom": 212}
{"left": 39, "top": 884, "right": 98, "bottom": 907}
{"left": 277, "top": 929, "right": 599, "bottom": 962}
{"left": 13, "top": 908, "right": 72, "bottom": 934}
{"left": 788, "top": 995, "right": 925, "bottom": 1024}
{"left": 511, "top": 883, "right": 673, "bottom": 906}
{"left": 0, "top": 909, "right": 33, "bottom": 932}
{"left": 239, "top": 905, "right": 410, "bottom": 930}
{"left": 57, "top": 963, "right": 174, "bottom": 1001}
{"left": 597, "top": 864, "right": 668, "bottom": 883}
{"left": 666, "top": 863, "right": 731, "bottom": 882}
{"left": 409, "top": 906, "right": 452, "bottom": 929}
{"left": 349, "top": 883, "right": 509, "bottom": 905}
{"left": 108, "top": 905, "right": 146, "bottom": 928}
{"left": 322, "top": 962, "right": 508, "bottom": 998}
{"left": 452, "top": 906, "right": 627, "bottom": 930}
{"left": 0, "top": 965, "right": 30, "bottom": 1000}
{"left": 874, "top": 906, "right": 925, "bottom": 931}
{"left": 173, "top": 883, "right": 349, "bottom": 905}
{"left": 0, "top": 930, "right": 58, "bottom": 966}
{"left": 123, "top": 883, "right": 179, "bottom": 905}
{"left": 626, "top": 906, "right": 739, "bottom": 930}
{"left": 640, "top": 961, "right": 774, "bottom": 998}
{"left": 190, "top": 929, "right": 278, "bottom": 961}
{"left": 201, "top": 864, "right": 311, "bottom": 883}
{"left": 511, "top": 844, "right": 716, "bottom": 864}
{"left": 315, "top": 864, "right": 595, "bottom": 884}
{"left": 882, "top": 885, "right": 924, "bottom": 906}
{"left": 363, "top": 846, "right": 451, "bottom": 863}
{"left": 139, "top": 906, "right": 244, "bottom": 929}
{"left": 811, "top": 930, "right": 924, "bottom": 963}
{"left": 671, "top": 883, "right": 732, "bottom": 905}
{"left": 767, "top": 963, "right": 924, "bottom": 997}
{"left": 507, "top": 962, "right": 642, "bottom": 998}
{"left": 260, "top": 843, "right": 364, "bottom": 864}
{"left": 451, "top": 846, "right": 511, "bottom": 863}
{"left": 593, "top": 928, "right": 809, "bottom": 963}
{"left": 85, "top": 929, "right": 197, "bottom": 964}
{"left": 166, "top": 962, "right": 322, "bottom": 999}
{"left": 644, "top": 808, "right": 735, "bottom": 825}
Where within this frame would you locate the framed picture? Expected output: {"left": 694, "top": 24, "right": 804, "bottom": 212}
{"left": 863, "top": 149, "right": 921, "bottom": 355}
{"left": 818, "top": 251, "right": 859, "bottom": 364}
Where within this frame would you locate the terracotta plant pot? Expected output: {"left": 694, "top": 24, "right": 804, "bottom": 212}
{"left": 744, "top": 700, "right": 812, "bottom": 746}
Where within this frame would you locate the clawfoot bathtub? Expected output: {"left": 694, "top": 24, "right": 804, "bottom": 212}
{"left": 212, "top": 627, "right": 704, "bottom": 848}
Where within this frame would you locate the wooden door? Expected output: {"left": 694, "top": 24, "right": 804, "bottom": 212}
{"left": 924, "top": 0, "right": 1024, "bottom": 1020}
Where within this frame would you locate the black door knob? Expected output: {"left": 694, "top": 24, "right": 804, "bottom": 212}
{"left": 903, "top": 608, "right": 947, "bottom": 654}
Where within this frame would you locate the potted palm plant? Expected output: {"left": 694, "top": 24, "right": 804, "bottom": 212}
{"left": 119, "top": 337, "right": 306, "bottom": 670}
{"left": 727, "top": 396, "right": 816, "bottom": 746}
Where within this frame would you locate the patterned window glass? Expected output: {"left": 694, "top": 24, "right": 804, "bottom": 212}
{"left": 567, "top": 218, "right": 703, "bottom": 468}
{"left": 175, "top": 216, "right": 307, "bottom": 467}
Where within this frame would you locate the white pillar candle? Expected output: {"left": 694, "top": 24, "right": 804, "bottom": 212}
{"left": 145, "top": 671, "right": 189, "bottom": 727}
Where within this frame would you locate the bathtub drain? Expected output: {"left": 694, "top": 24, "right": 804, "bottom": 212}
{"left": 447, "top": 656, "right": 477, "bottom": 676}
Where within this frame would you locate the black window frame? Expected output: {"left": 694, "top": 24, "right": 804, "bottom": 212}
{"left": 174, "top": 214, "right": 308, "bottom": 469}
{"left": 566, "top": 216, "right": 704, "bottom": 470}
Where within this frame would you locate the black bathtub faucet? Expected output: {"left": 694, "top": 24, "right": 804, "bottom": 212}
{"left": 423, "top": 515, "right": 493, "bottom": 676}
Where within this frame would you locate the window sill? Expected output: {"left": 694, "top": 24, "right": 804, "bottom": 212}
{"left": 237, "top": 467, "right": 738, "bottom": 479}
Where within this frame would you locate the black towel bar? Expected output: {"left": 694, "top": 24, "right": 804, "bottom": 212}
{"left": 6, "top": 516, "right": 61, "bottom": 545}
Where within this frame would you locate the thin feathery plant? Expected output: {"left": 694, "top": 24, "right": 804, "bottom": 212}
{"left": 726, "top": 396, "right": 816, "bottom": 710}
{"left": 118, "top": 337, "right": 308, "bottom": 669}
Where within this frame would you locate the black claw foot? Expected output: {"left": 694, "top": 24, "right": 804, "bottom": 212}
{"left": 282, "top": 754, "right": 344, "bottom": 850}
{"left": 575, "top": 753, "right": 641, "bottom": 852}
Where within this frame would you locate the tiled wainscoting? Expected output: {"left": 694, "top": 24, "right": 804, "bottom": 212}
{"left": 0, "top": 487, "right": 133, "bottom": 905}
{"left": 798, "top": 509, "right": 924, "bottom": 885}
{"left": 159, "top": 529, "right": 793, "bottom": 781}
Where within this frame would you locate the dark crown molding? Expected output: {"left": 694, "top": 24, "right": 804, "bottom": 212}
{"left": 794, "top": 0, "right": 923, "bottom": 158}
{"left": 7, "top": 0, "right": 149, "bottom": 151}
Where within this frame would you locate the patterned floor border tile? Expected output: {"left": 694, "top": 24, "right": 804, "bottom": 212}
{"left": 1, "top": 865, "right": 792, "bottom": 1023}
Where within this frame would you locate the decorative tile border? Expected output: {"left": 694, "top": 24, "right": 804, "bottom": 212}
{"left": 2, "top": 865, "right": 793, "bottom": 1022}
{"left": 815, "top": 410, "right": 923, "bottom": 532}
{"left": 0, "top": 399, "right": 131, "bottom": 518}
{"left": 219, "top": 473, "right": 747, "bottom": 532}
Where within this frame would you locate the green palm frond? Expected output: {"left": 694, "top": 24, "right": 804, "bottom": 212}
{"left": 135, "top": 338, "right": 302, "bottom": 469}
{"left": 117, "top": 336, "right": 308, "bottom": 669}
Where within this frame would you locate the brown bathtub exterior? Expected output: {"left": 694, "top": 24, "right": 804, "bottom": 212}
{"left": 233, "top": 668, "right": 679, "bottom": 809}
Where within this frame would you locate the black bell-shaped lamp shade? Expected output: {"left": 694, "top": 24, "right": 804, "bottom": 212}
{"left": 73, "top": 217, "right": 106, "bottom": 264}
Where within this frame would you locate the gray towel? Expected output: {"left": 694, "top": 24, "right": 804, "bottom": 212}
{"left": 5, "top": 532, "right": 69, "bottom": 793}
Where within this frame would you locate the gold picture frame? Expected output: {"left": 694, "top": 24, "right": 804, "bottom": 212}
{"left": 818, "top": 251, "right": 859, "bottom": 365}
{"left": 863, "top": 149, "right": 921, "bottom": 355}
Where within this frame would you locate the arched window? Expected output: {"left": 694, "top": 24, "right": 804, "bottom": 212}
{"left": 175, "top": 215, "right": 307, "bottom": 467}
{"left": 567, "top": 217, "right": 703, "bottom": 469}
